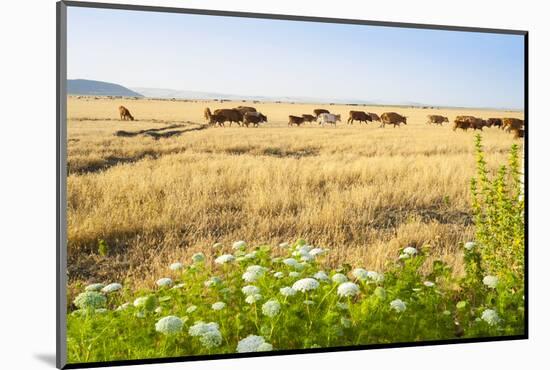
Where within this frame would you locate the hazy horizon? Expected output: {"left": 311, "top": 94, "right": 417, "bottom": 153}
{"left": 67, "top": 7, "right": 525, "bottom": 110}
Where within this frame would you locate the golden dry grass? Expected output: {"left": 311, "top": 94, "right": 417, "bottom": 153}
{"left": 66, "top": 96, "right": 523, "bottom": 290}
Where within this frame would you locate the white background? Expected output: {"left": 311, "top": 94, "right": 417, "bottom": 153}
{"left": 0, "top": 0, "right": 547, "bottom": 369}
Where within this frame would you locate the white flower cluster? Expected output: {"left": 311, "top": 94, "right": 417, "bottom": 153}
{"left": 278, "top": 242, "right": 289, "bottom": 248}
{"left": 73, "top": 291, "right": 107, "bottom": 309}
{"left": 155, "top": 316, "right": 184, "bottom": 335}
{"left": 169, "top": 262, "right": 184, "bottom": 271}
{"left": 337, "top": 282, "right": 360, "bottom": 297}
{"left": 483, "top": 275, "right": 499, "bottom": 289}
{"left": 423, "top": 281, "right": 435, "bottom": 287}
{"left": 481, "top": 309, "right": 500, "bottom": 326}
{"left": 245, "top": 294, "right": 262, "bottom": 304}
{"left": 236, "top": 335, "right": 273, "bottom": 353}
{"left": 403, "top": 246, "right": 418, "bottom": 255}
{"left": 242, "top": 265, "right": 267, "bottom": 283}
{"left": 262, "top": 299, "right": 281, "bottom": 317}
{"left": 367, "top": 271, "right": 384, "bottom": 282}
{"left": 283, "top": 258, "right": 300, "bottom": 268}
{"left": 84, "top": 283, "right": 105, "bottom": 292}
{"left": 309, "top": 247, "right": 325, "bottom": 257}
{"left": 280, "top": 286, "right": 297, "bottom": 297}
{"left": 215, "top": 254, "right": 235, "bottom": 265}
{"left": 242, "top": 285, "right": 260, "bottom": 296}
{"left": 390, "top": 299, "right": 407, "bottom": 313}
{"left": 212, "top": 302, "right": 226, "bottom": 311}
{"left": 273, "top": 271, "right": 284, "bottom": 279}
{"left": 464, "top": 241, "right": 476, "bottom": 251}
{"left": 331, "top": 273, "right": 348, "bottom": 284}
{"left": 133, "top": 297, "right": 147, "bottom": 307}
{"left": 232, "top": 240, "right": 247, "bottom": 250}
{"left": 352, "top": 268, "right": 369, "bottom": 281}
{"left": 314, "top": 271, "right": 330, "bottom": 282}
{"left": 186, "top": 305, "right": 197, "bottom": 314}
{"left": 156, "top": 278, "right": 173, "bottom": 288}
{"left": 192, "top": 253, "right": 205, "bottom": 263}
{"left": 204, "top": 276, "right": 222, "bottom": 288}
{"left": 101, "top": 283, "right": 122, "bottom": 293}
{"left": 292, "top": 278, "right": 320, "bottom": 292}
{"left": 189, "top": 322, "right": 222, "bottom": 348}
{"left": 399, "top": 246, "right": 418, "bottom": 260}
{"left": 116, "top": 302, "right": 131, "bottom": 311}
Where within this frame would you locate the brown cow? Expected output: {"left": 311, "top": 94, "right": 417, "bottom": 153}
{"left": 313, "top": 109, "right": 330, "bottom": 118}
{"left": 119, "top": 106, "right": 134, "bottom": 121}
{"left": 486, "top": 118, "right": 503, "bottom": 128}
{"left": 503, "top": 118, "right": 524, "bottom": 132}
{"left": 453, "top": 121, "right": 471, "bottom": 131}
{"left": 243, "top": 112, "right": 267, "bottom": 127}
{"left": 511, "top": 128, "right": 524, "bottom": 139}
{"left": 213, "top": 108, "right": 244, "bottom": 126}
{"left": 453, "top": 116, "right": 485, "bottom": 131}
{"left": 368, "top": 113, "right": 381, "bottom": 122}
{"left": 288, "top": 115, "right": 306, "bottom": 126}
{"left": 347, "top": 110, "right": 372, "bottom": 125}
{"left": 203, "top": 107, "right": 225, "bottom": 127}
{"left": 301, "top": 114, "right": 316, "bottom": 123}
{"left": 204, "top": 107, "right": 244, "bottom": 127}
{"left": 470, "top": 118, "right": 486, "bottom": 131}
{"left": 426, "top": 115, "right": 449, "bottom": 125}
{"left": 380, "top": 112, "right": 407, "bottom": 128}
{"left": 235, "top": 106, "right": 257, "bottom": 115}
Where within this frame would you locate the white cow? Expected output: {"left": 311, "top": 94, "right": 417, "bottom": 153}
{"left": 318, "top": 113, "right": 341, "bottom": 126}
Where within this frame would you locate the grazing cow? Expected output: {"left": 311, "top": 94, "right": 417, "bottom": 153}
{"left": 368, "top": 113, "right": 381, "bottom": 122}
{"left": 243, "top": 112, "right": 267, "bottom": 127}
{"left": 235, "top": 106, "right": 257, "bottom": 115}
{"left": 503, "top": 118, "right": 524, "bottom": 132}
{"left": 471, "top": 118, "right": 487, "bottom": 130}
{"left": 511, "top": 128, "right": 524, "bottom": 139}
{"left": 486, "top": 118, "right": 503, "bottom": 128}
{"left": 313, "top": 108, "right": 330, "bottom": 118}
{"left": 453, "top": 116, "right": 485, "bottom": 131}
{"left": 288, "top": 115, "right": 306, "bottom": 126}
{"left": 318, "top": 113, "right": 341, "bottom": 126}
{"left": 453, "top": 120, "right": 471, "bottom": 131}
{"left": 204, "top": 107, "right": 243, "bottom": 126}
{"left": 347, "top": 110, "right": 373, "bottom": 125}
{"left": 213, "top": 108, "right": 244, "bottom": 126}
{"left": 380, "top": 112, "right": 407, "bottom": 128}
{"left": 301, "top": 114, "right": 316, "bottom": 123}
{"left": 426, "top": 115, "right": 449, "bottom": 125}
{"left": 119, "top": 106, "right": 134, "bottom": 121}
{"left": 203, "top": 107, "right": 226, "bottom": 127}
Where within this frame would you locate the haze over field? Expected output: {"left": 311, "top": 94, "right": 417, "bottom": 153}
{"left": 68, "top": 7, "right": 525, "bottom": 110}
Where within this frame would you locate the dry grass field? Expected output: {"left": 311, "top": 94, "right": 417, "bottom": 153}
{"left": 66, "top": 96, "right": 523, "bottom": 292}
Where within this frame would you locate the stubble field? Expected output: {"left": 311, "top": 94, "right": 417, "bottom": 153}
{"left": 66, "top": 96, "right": 523, "bottom": 292}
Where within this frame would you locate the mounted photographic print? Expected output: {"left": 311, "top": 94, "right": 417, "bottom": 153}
{"left": 56, "top": 1, "right": 527, "bottom": 368}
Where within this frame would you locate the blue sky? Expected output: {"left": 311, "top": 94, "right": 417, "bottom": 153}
{"left": 67, "top": 7, "right": 525, "bottom": 109}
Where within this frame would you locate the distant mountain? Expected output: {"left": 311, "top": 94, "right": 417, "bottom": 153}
{"left": 132, "top": 87, "right": 384, "bottom": 106}
{"left": 68, "top": 79, "right": 143, "bottom": 97}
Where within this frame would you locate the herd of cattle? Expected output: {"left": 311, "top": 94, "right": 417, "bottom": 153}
{"left": 117, "top": 105, "right": 524, "bottom": 138}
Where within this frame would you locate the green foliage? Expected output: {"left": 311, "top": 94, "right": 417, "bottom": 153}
{"left": 67, "top": 241, "right": 524, "bottom": 363}
{"left": 97, "top": 239, "right": 109, "bottom": 257}
{"left": 470, "top": 134, "right": 524, "bottom": 277}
